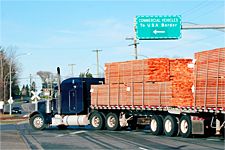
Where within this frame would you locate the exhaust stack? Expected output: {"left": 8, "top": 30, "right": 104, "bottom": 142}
{"left": 57, "top": 67, "right": 62, "bottom": 115}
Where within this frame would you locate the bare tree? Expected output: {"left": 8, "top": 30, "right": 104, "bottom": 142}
{"left": 37, "top": 71, "right": 53, "bottom": 83}
{"left": 0, "top": 46, "right": 20, "bottom": 102}
{"left": 37, "top": 71, "right": 57, "bottom": 98}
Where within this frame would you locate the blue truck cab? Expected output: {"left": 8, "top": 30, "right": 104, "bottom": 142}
{"left": 29, "top": 77, "right": 104, "bottom": 130}
{"left": 60, "top": 77, "right": 104, "bottom": 115}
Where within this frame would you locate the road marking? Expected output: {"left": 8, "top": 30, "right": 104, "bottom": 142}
{"left": 69, "top": 131, "right": 86, "bottom": 135}
{"left": 139, "top": 147, "right": 148, "bottom": 150}
{"left": 206, "top": 138, "right": 222, "bottom": 141}
{"left": 56, "top": 134, "right": 66, "bottom": 137}
{"left": 56, "top": 131, "right": 86, "bottom": 137}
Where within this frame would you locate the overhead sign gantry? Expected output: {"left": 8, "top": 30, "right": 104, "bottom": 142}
{"left": 136, "top": 15, "right": 182, "bottom": 40}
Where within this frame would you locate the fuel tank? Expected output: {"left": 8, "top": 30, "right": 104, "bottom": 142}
{"left": 62, "top": 115, "right": 90, "bottom": 126}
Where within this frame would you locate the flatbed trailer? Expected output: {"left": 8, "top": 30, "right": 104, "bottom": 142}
{"left": 28, "top": 48, "right": 225, "bottom": 138}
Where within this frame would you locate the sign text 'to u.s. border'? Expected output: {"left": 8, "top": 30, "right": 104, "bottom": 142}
{"left": 136, "top": 15, "right": 181, "bottom": 40}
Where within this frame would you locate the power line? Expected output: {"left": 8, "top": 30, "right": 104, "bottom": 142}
{"left": 181, "top": 0, "right": 209, "bottom": 16}
{"left": 189, "top": 4, "right": 224, "bottom": 21}
{"left": 157, "top": 33, "right": 224, "bottom": 52}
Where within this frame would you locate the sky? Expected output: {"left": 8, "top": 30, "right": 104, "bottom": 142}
{"left": 1, "top": 0, "right": 225, "bottom": 90}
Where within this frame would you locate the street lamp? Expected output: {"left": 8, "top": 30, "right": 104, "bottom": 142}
{"left": 4, "top": 71, "right": 18, "bottom": 101}
{"left": 9, "top": 53, "right": 30, "bottom": 115}
{"left": 3, "top": 72, "right": 10, "bottom": 101}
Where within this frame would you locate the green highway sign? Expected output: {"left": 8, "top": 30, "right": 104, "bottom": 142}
{"left": 136, "top": 15, "right": 181, "bottom": 40}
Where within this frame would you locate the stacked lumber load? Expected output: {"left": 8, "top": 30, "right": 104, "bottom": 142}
{"left": 91, "top": 82, "right": 173, "bottom": 106}
{"left": 91, "top": 57, "right": 194, "bottom": 107}
{"left": 170, "top": 59, "right": 194, "bottom": 106}
{"left": 104, "top": 58, "right": 170, "bottom": 84}
{"left": 194, "top": 48, "right": 225, "bottom": 108}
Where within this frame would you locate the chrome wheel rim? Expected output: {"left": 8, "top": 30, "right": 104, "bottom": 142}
{"left": 107, "top": 116, "right": 116, "bottom": 128}
{"left": 180, "top": 120, "right": 188, "bottom": 133}
{"left": 33, "top": 117, "right": 44, "bottom": 129}
{"left": 165, "top": 119, "right": 172, "bottom": 133}
{"left": 92, "top": 116, "right": 100, "bottom": 128}
{"left": 151, "top": 119, "right": 157, "bottom": 132}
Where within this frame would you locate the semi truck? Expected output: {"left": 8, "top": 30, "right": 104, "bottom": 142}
{"left": 29, "top": 48, "right": 225, "bottom": 138}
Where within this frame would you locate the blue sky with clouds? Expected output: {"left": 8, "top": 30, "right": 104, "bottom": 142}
{"left": 1, "top": 0, "right": 225, "bottom": 89}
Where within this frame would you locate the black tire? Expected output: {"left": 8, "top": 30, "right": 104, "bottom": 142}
{"left": 129, "top": 117, "right": 137, "bottom": 130}
{"left": 106, "top": 113, "right": 120, "bottom": 131}
{"left": 29, "top": 114, "right": 46, "bottom": 130}
{"left": 163, "top": 115, "right": 178, "bottom": 137}
{"left": 90, "top": 112, "right": 105, "bottom": 130}
{"left": 137, "top": 125, "right": 146, "bottom": 129}
{"left": 57, "top": 125, "right": 68, "bottom": 130}
{"left": 179, "top": 115, "right": 192, "bottom": 138}
{"left": 150, "top": 115, "right": 163, "bottom": 135}
{"left": 221, "top": 127, "right": 224, "bottom": 138}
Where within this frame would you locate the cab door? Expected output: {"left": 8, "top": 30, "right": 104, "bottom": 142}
{"left": 69, "top": 89, "right": 77, "bottom": 112}
{"left": 68, "top": 83, "right": 83, "bottom": 114}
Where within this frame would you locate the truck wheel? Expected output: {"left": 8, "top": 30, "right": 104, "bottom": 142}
{"left": 106, "top": 113, "right": 120, "bottom": 131}
{"left": 129, "top": 117, "right": 137, "bottom": 130}
{"left": 179, "top": 115, "right": 192, "bottom": 138}
{"left": 90, "top": 112, "right": 105, "bottom": 130}
{"left": 137, "top": 125, "right": 146, "bottom": 129}
{"left": 30, "top": 114, "right": 46, "bottom": 130}
{"left": 222, "top": 127, "right": 224, "bottom": 138}
{"left": 164, "top": 115, "right": 178, "bottom": 137}
{"left": 150, "top": 115, "right": 163, "bottom": 135}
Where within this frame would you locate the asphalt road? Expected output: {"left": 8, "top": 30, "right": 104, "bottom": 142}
{"left": 1, "top": 122, "right": 224, "bottom": 150}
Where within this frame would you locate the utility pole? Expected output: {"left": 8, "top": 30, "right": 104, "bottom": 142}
{"left": 92, "top": 50, "right": 102, "bottom": 77}
{"left": 0, "top": 52, "right": 3, "bottom": 80}
{"left": 0, "top": 52, "right": 3, "bottom": 101}
{"left": 68, "top": 64, "right": 76, "bottom": 77}
{"left": 126, "top": 17, "right": 139, "bottom": 60}
{"left": 126, "top": 37, "right": 139, "bottom": 60}
{"left": 9, "top": 58, "right": 12, "bottom": 115}
{"left": 29, "top": 74, "right": 32, "bottom": 97}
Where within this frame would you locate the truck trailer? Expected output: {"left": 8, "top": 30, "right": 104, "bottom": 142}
{"left": 29, "top": 48, "right": 225, "bottom": 138}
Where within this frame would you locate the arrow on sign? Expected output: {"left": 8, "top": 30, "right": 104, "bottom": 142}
{"left": 153, "top": 29, "right": 165, "bottom": 34}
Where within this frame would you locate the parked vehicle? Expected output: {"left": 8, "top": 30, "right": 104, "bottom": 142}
{"left": 12, "top": 106, "right": 22, "bottom": 114}
{"left": 29, "top": 48, "right": 225, "bottom": 138}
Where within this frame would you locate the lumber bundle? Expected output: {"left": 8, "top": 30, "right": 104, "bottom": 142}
{"left": 91, "top": 82, "right": 173, "bottom": 106}
{"left": 104, "top": 58, "right": 170, "bottom": 84}
{"left": 91, "top": 57, "right": 194, "bottom": 107}
{"left": 194, "top": 48, "right": 225, "bottom": 108}
{"left": 170, "top": 59, "right": 194, "bottom": 106}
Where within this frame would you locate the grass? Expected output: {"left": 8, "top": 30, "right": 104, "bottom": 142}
{"left": 0, "top": 114, "right": 28, "bottom": 124}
